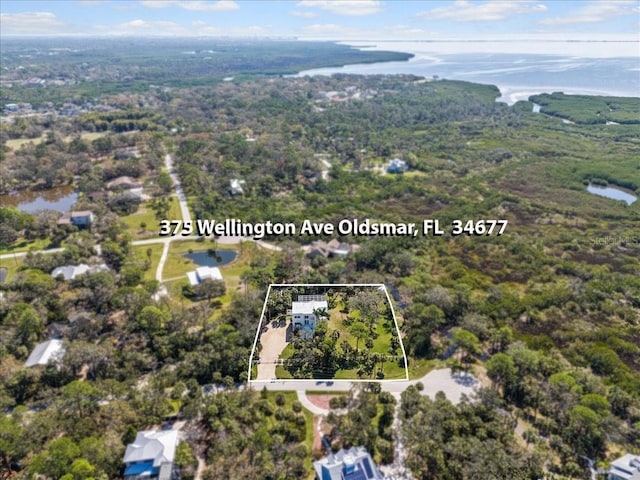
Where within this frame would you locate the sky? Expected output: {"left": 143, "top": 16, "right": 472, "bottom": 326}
{"left": 1, "top": 0, "right": 639, "bottom": 40}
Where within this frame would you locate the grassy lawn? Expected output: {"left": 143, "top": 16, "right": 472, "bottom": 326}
{"left": 131, "top": 243, "right": 164, "bottom": 281}
{"left": 162, "top": 240, "right": 255, "bottom": 310}
{"left": 334, "top": 368, "right": 359, "bottom": 380}
{"left": 5, "top": 131, "right": 107, "bottom": 151}
{"left": 275, "top": 365, "right": 293, "bottom": 379}
{"left": 164, "top": 278, "right": 190, "bottom": 301}
{"left": 120, "top": 197, "right": 182, "bottom": 239}
{"left": 162, "top": 239, "right": 220, "bottom": 279}
{"left": 5, "top": 134, "right": 48, "bottom": 151}
{"left": 167, "top": 196, "right": 183, "bottom": 221}
{"left": 216, "top": 242, "right": 255, "bottom": 303}
{"left": 331, "top": 359, "right": 406, "bottom": 380}
{"left": 0, "top": 237, "right": 53, "bottom": 255}
{"left": 304, "top": 390, "right": 350, "bottom": 395}
{"left": 163, "top": 240, "right": 249, "bottom": 281}
{"left": 280, "top": 343, "right": 295, "bottom": 360}
{"left": 76, "top": 131, "right": 107, "bottom": 142}
{"left": 326, "top": 292, "right": 394, "bottom": 354}
{"left": 1, "top": 255, "right": 25, "bottom": 283}
{"left": 407, "top": 358, "right": 444, "bottom": 379}
{"left": 378, "top": 359, "right": 408, "bottom": 380}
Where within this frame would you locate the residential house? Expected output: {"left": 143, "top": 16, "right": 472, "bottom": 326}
{"left": 230, "top": 179, "right": 246, "bottom": 196}
{"left": 44, "top": 322, "right": 68, "bottom": 339}
{"left": 25, "top": 339, "right": 65, "bottom": 368}
{"left": 186, "top": 266, "right": 223, "bottom": 286}
{"left": 313, "top": 446, "right": 385, "bottom": 480}
{"left": 304, "top": 240, "right": 360, "bottom": 259}
{"left": 304, "top": 240, "right": 332, "bottom": 259}
{"left": 107, "top": 176, "right": 143, "bottom": 190}
{"left": 51, "top": 263, "right": 110, "bottom": 281}
{"left": 123, "top": 430, "right": 179, "bottom": 480}
{"left": 290, "top": 294, "right": 328, "bottom": 337}
{"left": 114, "top": 150, "right": 138, "bottom": 160}
{"left": 609, "top": 454, "right": 640, "bottom": 480}
{"left": 124, "top": 187, "right": 145, "bottom": 200}
{"left": 57, "top": 210, "right": 94, "bottom": 227}
{"left": 326, "top": 239, "right": 358, "bottom": 257}
{"left": 386, "top": 158, "right": 408, "bottom": 174}
{"left": 87, "top": 191, "right": 109, "bottom": 202}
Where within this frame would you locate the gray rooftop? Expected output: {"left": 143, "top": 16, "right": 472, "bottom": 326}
{"left": 123, "top": 430, "right": 178, "bottom": 467}
{"left": 25, "top": 339, "right": 65, "bottom": 367}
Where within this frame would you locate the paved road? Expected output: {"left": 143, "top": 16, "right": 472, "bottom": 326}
{"left": 165, "top": 153, "right": 191, "bottom": 224}
{"left": 142, "top": 151, "right": 190, "bottom": 284}
{"left": 0, "top": 247, "right": 64, "bottom": 261}
{"left": 155, "top": 239, "right": 171, "bottom": 282}
{"left": 296, "top": 390, "right": 329, "bottom": 415}
{"left": 250, "top": 368, "right": 479, "bottom": 405}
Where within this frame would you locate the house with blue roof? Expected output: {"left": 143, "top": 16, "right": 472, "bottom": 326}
{"left": 313, "top": 446, "right": 385, "bottom": 480}
{"left": 123, "top": 430, "right": 179, "bottom": 480}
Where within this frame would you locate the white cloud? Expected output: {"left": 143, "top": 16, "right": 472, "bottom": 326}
{"left": 297, "top": 0, "right": 382, "bottom": 16}
{"left": 118, "top": 19, "right": 184, "bottom": 31}
{"left": 420, "top": 0, "right": 547, "bottom": 22}
{"left": 299, "top": 22, "right": 437, "bottom": 40}
{"left": 0, "top": 11, "right": 69, "bottom": 34}
{"left": 290, "top": 11, "right": 318, "bottom": 19}
{"left": 97, "top": 17, "right": 271, "bottom": 36}
{"left": 139, "top": 0, "right": 239, "bottom": 12}
{"left": 539, "top": 0, "right": 639, "bottom": 25}
{"left": 302, "top": 23, "right": 348, "bottom": 34}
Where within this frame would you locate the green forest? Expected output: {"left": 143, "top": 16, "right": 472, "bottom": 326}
{"left": 0, "top": 41, "right": 639, "bottom": 480}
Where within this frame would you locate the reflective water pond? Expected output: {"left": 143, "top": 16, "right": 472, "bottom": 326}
{"left": 0, "top": 185, "right": 78, "bottom": 213}
{"left": 586, "top": 184, "right": 637, "bottom": 205}
{"left": 183, "top": 249, "right": 238, "bottom": 267}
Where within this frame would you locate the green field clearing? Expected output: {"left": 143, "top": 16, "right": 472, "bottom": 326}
{"left": 0, "top": 254, "right": 25, "bottom": 283}
{"left": 4, "top": 131, "right": 107, "bottom": 151}
{"left": 131, "top": 243, "right": 164, "bottom": 281}
{"left": 120, "top": 197, "right": 182, "bottom": 239}
{"left": 162, "top": 240, "right": 255, "bottom": 308}
{"left": 0, "top": 237, "right": 53, "bottom": 255}
{"left": 4, "top": 134, "right": 48, "bottom": 150}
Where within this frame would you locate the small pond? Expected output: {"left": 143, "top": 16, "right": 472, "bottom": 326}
{"left": 183, "top": 249, "right": 238, "bottom": 267}
{"left": 586, "top": 184, "right": 637, "bottom": 205}
{"left": 0, "top": 185, "right": 78, "bottom": 213}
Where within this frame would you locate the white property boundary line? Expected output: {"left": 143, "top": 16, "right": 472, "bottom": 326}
{"left": 247, "top": 283, "right": 409, "bottom": 383}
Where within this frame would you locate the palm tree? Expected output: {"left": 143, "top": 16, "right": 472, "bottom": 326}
{"left": 372, "top": 352, "right": 383, "bottom": 373}
{"left": 349, "top": 321, "right": 368, "bottom": 353}
{"left": 312, "top": 307, "right": 329, "bottom": 322}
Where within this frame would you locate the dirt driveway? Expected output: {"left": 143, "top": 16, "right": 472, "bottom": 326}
{"left": 255, "top": 322, "right": 288, "bottom": 380}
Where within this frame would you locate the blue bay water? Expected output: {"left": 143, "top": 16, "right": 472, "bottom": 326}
{"left": 295, "top": 41, "right": 640, "bottom": 104}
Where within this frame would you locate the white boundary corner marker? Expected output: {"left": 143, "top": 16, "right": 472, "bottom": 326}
{"left": 247, "top": 283, "right": 409, "bottom": 383}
